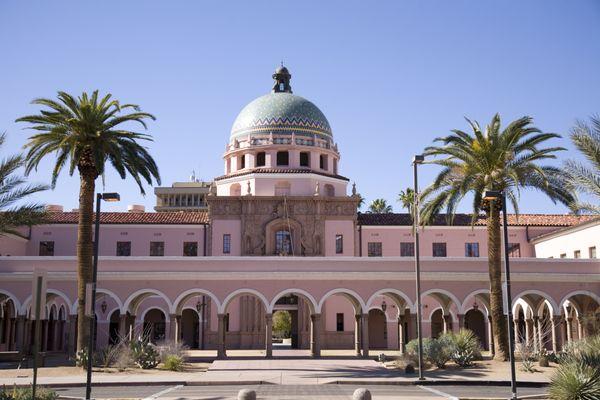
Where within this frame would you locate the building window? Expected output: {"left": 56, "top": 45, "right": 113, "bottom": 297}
{"left": 239, "top": 155, "right": 245, "bottom": 169}
{"left": 590, "top": 246, "right": 597, "bottom": 259}
{"left": 335, "top": 235, "right": 343, "bottom": 254}
{"left": 150, "top": 241, "right": 164, "bottom": 256}
{"left": 184, "top": 242, "right": 198, "bottom": 257}
{"left": 275, "top": 230, "right": 292, "bottom": 256}
{"left": 324, "top": 184, "right": 335, "bottom": 197}
{"left": 223, "top": 234, "right": 231, "bottom": 254}
{"left": 319, "top": 154, "right": 328, "bottom": 170}
{"left": 465, "top": 242, "right": 479, "bottom": 257}
{"left": 116, "top": 241, "right": 131, "bottom": 256}
{"left": 256, "top": 152, "right": 266, "bottom": 167}
{"left": 336, "top": 313, "right": 344, "bottom": 332}
{"left": 39, "top": 241, "right": 54, "bottom": 256}
{"left": 574, "top": 250, "right": 581, "bottom": 259}
{"left": 368, "top": 242, "right": 382, "bottom": 257}
{"left": 300, "top": 152, "right": 310, "bottom": 167}
{"left": 508, "top": 243, "right": 521, "bottom": 258}
{"left": 433, "top": 242, "right": 447, "bottom": 257}
{"left": 560, "top": 253, "right": 566, "bottom": 259}
{"left": 400, "top": 242, "right": 414, "bottom": 257}
{"left": 276, "top": 151, "right": 289, "bottom": 166}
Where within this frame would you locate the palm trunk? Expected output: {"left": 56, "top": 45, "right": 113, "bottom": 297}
{"left": 487, "top": 205, "right": 509, "bottom": 360}
{"left": 76, "top": 171, "right": 95, "bottom": 352}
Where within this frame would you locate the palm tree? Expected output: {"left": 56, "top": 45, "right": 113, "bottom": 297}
{"left": 421, "top": 114, "right": 573, "bottom": 361}
{"left": 397, "top": 187, "right": 415, "bottom": 216}
{"left": 368, "top": 198, "right": 393, "bottom": 213}
{"left": 355, "top": 193, "right": 365, "bottom": 210}
{"left": 564, "top": 116, "right": 600, "bottom": 214}
{"left": 0, "top": 133, "right": 47, "bottom": 236}
{"left": 17, "top": 91, "right": 161, "bottom": 352}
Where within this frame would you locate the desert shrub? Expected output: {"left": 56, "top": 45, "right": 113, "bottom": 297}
{"left": 163, "top": 354, "right": 184, "bottom": 371}
{"left": 405, "top": 338, "right": 429, "bottom": 365}
{"left": 75, "top": 348, "right": 94, "bottom": 370}
{"left": 445, "top": 329, "right": 482, "bottom": 368}
{"left": 130, "top": 339, "right": 159, "bottom": 369}
{"left": 156, "top": 340, "right": 188, "bottom": 364}
{"left": 95, "top": 344, "right": 121, "bottom": 369}
{"left": 549, "top": 335, "right": 600, "bottom": 400}
{"left": 424, "top": 335, "right": 453, "bottom": 368}
{"left": 113, "top": 345, "right": 134, "bottom": 370}
{"left": 0, "top": 386, "right": 58, "bottom": 400}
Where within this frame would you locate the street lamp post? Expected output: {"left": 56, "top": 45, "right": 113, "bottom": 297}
{"left": 412, "top": 154, "right": 425, "bottom": 381}
{"left": 484, "top": 190, "right": 517, "bottom": 400}
{"left": 85, "top": 192, "right": 120, "bottom": 400}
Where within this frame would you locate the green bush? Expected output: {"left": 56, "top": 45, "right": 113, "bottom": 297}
{"left": 0, "top": 386, "right": 58, "bottom": 400}
{"left": 424, "top": 334, "right": 453, "bottom": 368}
{"left": 444, "top": 329, "right": 482, "bottom": 368}
{"left": 130, "top": 339, "right": 159, "bottom": 369}
{"left": 549, "top": 335, "right": 600, "bottom": 400}
{"left": 163, "top": 354, "right": 184, "bottom": 371}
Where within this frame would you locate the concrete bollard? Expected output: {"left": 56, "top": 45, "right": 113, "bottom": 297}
{"left": 353, "top": 388, "right": 372, "bottom": 400}
{"left": 238, "top": 388, "right": 257, "bottom": 400}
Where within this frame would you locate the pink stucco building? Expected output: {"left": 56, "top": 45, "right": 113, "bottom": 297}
{"left": 0, "top": 66, "right": 598, "bottom": 359}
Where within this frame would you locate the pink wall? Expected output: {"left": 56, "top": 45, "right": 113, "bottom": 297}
{"left": 325, "top": 220, "right": 355, "bottom": 256}
{"left": 25, "top": 224, "right": 206, "bottom": 257}
{"left": 211, "top": 219, "right": 241, "bottom": 256}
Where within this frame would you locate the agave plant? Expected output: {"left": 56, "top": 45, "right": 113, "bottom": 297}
{"left": 549, "top": 335, "right": 600, "bottom": 400}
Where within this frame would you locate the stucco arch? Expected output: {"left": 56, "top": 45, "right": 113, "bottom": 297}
{"left": 0, "top": 289, "right": 21, "bottom": 315}
{"left": 460, "top": 289, "right": 491, "bottom": 314}
{"left": 366, "top": 288, "right": 415, "bottom": 314}
{"left": 123, "top": 289, "right": 173, "bottom": 316}
{"left": 21, "top": 288, "right": 74, "bottom": 315}
{"left": 559, "top": 290, "right": 600, "bottom": 314}
{"left": 71, "top": 288, "right": 124, "bottom": 316}
{"left": 268, "top": 288, "right": 318, "bottom": 314}
{"left": 140, "top": 306, "right": 168, "bottom": 322}
{"left": 425, "top": 306, "right": 457, "bottom": 323}
{"left": 512, "top": 289, "right": 559, "bottom": 316}
{"left": 219, "top": 288, "right": 269, "bottom": 314}
{"left": 421, "top": 288, "right": 461, "bottom": 314}
{"left": 317, "top": 288, "right": 367, "bottom": 314}
{"left": 172, "top": 288, "right": 221, "bottom": 315}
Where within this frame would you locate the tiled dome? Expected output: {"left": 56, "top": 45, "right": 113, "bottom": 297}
{"left": 230, "top": 92, "right": 332, "bottom": 140}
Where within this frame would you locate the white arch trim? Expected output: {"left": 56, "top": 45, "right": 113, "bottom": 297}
{"left": 20, "top": 288, "right": 74, "bottom": 315}
{"left": 171, "top": 288, "right": 221, "bottom": 315}
{"left": 424, "top": 306, "right": 457, "bottom": 323}
{"left": 268, "top": 288, "right": 318, "bottom": 313}
{"left": 366, "top": 288, "right": 415, "bottom": 314}
{"left": 123, "top": 288, "right": 173, "bottom": 316}
{"left": 317, "top": 288, "right": 367, "bottom": 314}
{"left": 71, "top": 288, "right": 124, "bottom": 316}
{"left": 219, "top": 288, "right": 269, "bottom": 314}
{"left": 559, "top": 290, "right": 600, "bottom": 314}
{"left": 139, "top": 306, "right": 168, "bottom": 322}
{"left": 512, "top": 290, "right": 559, "bottom": 316}
{"left": 0, "top": 289, "right": 22, "bottom": 315}
{"left": 421, "top": 288, "right": 462, "bottom": 312}
{"left": 460, "top": 289, "right": 490, "bottom": 314}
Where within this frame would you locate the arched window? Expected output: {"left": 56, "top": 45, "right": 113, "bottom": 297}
{"left": 275, "top": 230, "right": 292, "bottom": 256}
{"left": 277, "top": 151, "right": 289, "bottom": 166}
{"left": 256, "top": 152, "right": 266, "bottom": 167}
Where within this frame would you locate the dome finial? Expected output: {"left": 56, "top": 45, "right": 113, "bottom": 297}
{"left": 272, "top": 64, "right": 292, "bottom": 93}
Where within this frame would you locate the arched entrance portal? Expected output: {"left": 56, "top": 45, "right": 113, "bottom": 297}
{"left": 143, "top": 309, "right": 166, "bottom": 344}
{"left": 180, "top": 309, "right": 199, "bottom": 349}
{"left": 431, "top": 309, "right": 444, "bottom": 338}
{"left": 368, "top": 309, "right": 386, "bottom": 349}
{"left": 465, "top": 309, "right": 487, "bottom": 349}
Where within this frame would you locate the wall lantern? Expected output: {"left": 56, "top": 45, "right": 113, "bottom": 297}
{"left": 100, "top": 300, "right": 107, "bottom": 314}
{"left": 381, "top": 301, "right": 387, "bottom": 312}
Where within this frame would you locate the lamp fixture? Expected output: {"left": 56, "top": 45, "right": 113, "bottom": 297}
{"left": 381, "top": 300, "right": 387, "bottom": 312}
{"left": 100, "top": 300, "right": 107, "bottom": 314}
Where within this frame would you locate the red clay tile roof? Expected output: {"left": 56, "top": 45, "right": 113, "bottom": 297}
{"left": 357, "top": 213, "right": 596, "bottom": 227}
{"left": 214, "top": 168, "right": 350, "bottom": 181}
{"left": 45, "top": 211, "right": 209, "bottom": 225}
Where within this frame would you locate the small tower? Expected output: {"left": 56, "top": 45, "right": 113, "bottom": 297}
{"left": 272, "top": 64, "right": 292, "bottom": 93}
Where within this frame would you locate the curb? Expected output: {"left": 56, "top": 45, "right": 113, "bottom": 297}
{"left": 328, "top": 380, "right": 549, "bottom": 387}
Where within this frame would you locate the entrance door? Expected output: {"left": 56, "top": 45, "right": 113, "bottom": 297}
{"left": 368, "top": 309, "right": 387, "bottom": 349}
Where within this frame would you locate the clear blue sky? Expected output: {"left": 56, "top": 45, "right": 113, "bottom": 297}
{"left": 1, "top": 1, "right": 599, "bottom": 213}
